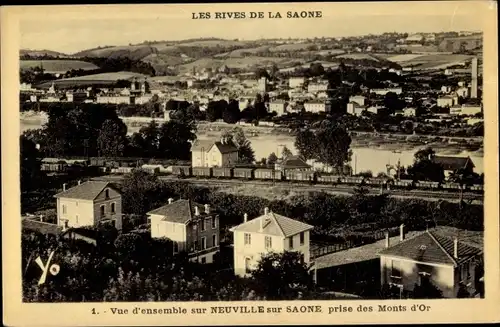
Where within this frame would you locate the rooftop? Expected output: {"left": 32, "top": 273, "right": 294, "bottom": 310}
{"left": 434, "top": 156, "right": 475, "bottom": 171}
{"left": 22, "top": 218, "right": 63, "bottom": 235}
{"left": 147, "top": 199, "right": 211, "bottom": 224}
{"left": 278, "top": 155, "right": 311, "bottom": 170}
{"left": 379, "top": 230, "right": 482, "bottom": 266}
{"left": 230, "top": 210, "right": 313, "bottom": 238}
{"left": 54, "top": 181, "right": 117, "bottom": 200}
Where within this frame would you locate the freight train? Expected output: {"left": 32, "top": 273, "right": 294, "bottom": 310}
{"left": 167, "top": 165, "right": 484, "bottom": 194}
{"left": 40, "top": 157, "right": 484, "bottom": 194}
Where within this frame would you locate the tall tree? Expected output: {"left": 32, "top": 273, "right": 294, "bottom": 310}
{"left": 251, "top": 251, "right": 313, "bottom": 300}
{"left": 294, "top": 129, "right": 318, "bottom": 161}
{"left": 315, "top": 121, "right": 352, "bottom": 170}
{"left": 222, "top": 100, "right": 241, "bottom": 124}
{"left": 20, "top": 135, "right": 44, "bottom": 192}
{"left": 223, "top": 127, "right": 255, "bottom": 164}
{"left": 281, "top": 146, "right": 293, "bottom": 159}
{"left": 267, "top": 152, "right": 278, "bottom": 165}
{"left": 97, "top": 119, "right": 128, "bottom": 157}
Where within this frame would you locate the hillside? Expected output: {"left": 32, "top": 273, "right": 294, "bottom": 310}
{"left": 20, "top": 49, "right": 69, "bottom": 58}
{"left": 20, "top": 60, "right": 99, "bottom": 74}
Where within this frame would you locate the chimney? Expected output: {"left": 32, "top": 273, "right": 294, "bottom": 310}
{"left": 264, "top": 207, "right": 269, "bottom": 215}
{"left": 220, "top": 137, "right": 225, "bottom": 145}
{"left": 78, "top": 180, "right": 81, "bottom": 185}
{"left": 244, "top": 213, "right": 248, "bottom": 222}
{"left": 194, "top": 206, "right": 200, "bottom": 216}
{"left": 39, "top": 215, "right": 43, "bottom": 222}
{"left": 385, "top": 231, "right": 390, "bottom": 248}
{"left": 168, "top": 198, "right": 173, "bottom": 204}
{"left": 204, "top": 204, "right": 210, "bottom": 214}
{"left": 259, "top": 216, "right": 264, "bottom": 232}
{"left": 63, "top": 183, "right": 66, "bottom": 192}
{"left": 454, "top": 237, "right": 459, "bottom": 259}
{"left": 399, "top": 224, "right": 405, "bottom": 241}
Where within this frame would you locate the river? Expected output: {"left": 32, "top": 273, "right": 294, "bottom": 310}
{"left": 20, "top": 115, "right": 484, "bottom": 176}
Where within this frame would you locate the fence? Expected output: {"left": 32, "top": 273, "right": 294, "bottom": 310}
{"left": 310, "top": 227, "right": 401, "bottom": 259}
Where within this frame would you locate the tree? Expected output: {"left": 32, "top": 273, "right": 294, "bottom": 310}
{"left": 315, "top": 121, "right": 352, "bottom": 170}
{"left": 158, "top": 119, "right": 197, "bottom": 160}
{"left": 294, "top": 129, "right": 318, "bottom": 161}
{"left": 206, "top": 100, "right": 226, "bottom": 122}
{"left": 267, "top": 152, "right": 278, "bottom": 165}
{"left": 309, "top": 63, "right": 325, "bottom": 76}
{"left": 281, "top": 146, "right": 292, "bottom": 159}
{"left": 407, "top": 147, "right": 445, "bottom": 182}
{"left": 222, "top": 100, "right": 241, "bottom": 124}
{"left": 121, "top": 169, "right": 165, "bottom": 215}
{"left": 251, "top": 251, "right": 313, "bottom": 300}
{"left": 97, "top": 119, "right": 128, "bottom": 157}
{"left": 223, "top": 127, "right": 255, "bottom": 164}
{"left": 138, "top": 120, "right": 160, "bottom": 158}
{"left": 20, "top": 135, "right": 44, "bottom": 192}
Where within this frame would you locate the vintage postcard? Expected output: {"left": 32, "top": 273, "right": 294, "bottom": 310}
{"left": 2, "top": 1, "right": 499, "bottom": 326}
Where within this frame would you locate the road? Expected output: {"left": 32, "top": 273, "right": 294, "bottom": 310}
{"left": 92, "top": 174, "right": 483, "bottom": 204}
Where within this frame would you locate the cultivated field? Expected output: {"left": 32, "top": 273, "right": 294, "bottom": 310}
{"left": 37, "top": 71, "right": 147, "bottom": 88}
{"left": 177, "top": 56, "right": 305, "bottom": 73}
{"left": 20, "top": 60, "right": 98, "bottom": 73}
{"left": 335, "top": 53, "right": 380, "bottom": 61}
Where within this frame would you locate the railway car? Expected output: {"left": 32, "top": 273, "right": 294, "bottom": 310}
{"left": 41, "top": 162, "right": 67, "bottom": 172}
{"left": 339, "top": 176, "right": 365, "bottom": 185}
{"left": 212, "top": 167, "right": 233, "bottom": 179}
{"left": 90, "top": 157, "right": 106, "bottom": 167}
{"left": 317, "top": 174, "right": 341, "bottom": 185}
{"left": 233, "top": 167, "right": 254, "bottom": 180}
{"left": 192, "top": 167, "right": 213, "bottom": 178}
{"left": 285, "top": 170, "right": 316, "bottom": 183}
{"left": 470, "top": 184, "right": 484, "bottom": 193}
{"left": 254, "top": 168, "right": 282, "bottom": 181}
{"left": 415, "top": 181, "right": 440, "bottom": 190}
{"left": 364, "top": 177, "right": 387, "bottom": 186}
{"left": 172, "top": 165, "right": 192, "bottom": 178}
{"left": 390, "top": 179, "right": 414, "bottom": 190}
{"left": 112, "top": 167, "right": 134, "bottom": 174}
{"left": 441, "top": 182, "right": 462, "bottom": 191}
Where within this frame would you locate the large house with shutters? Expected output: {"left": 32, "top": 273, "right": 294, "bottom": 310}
{"left": 229, "top": 208, "right": 314, "bottom": 277}
{"left": 54, "top": 181, "right": 122, "bottom": 230}
{"left": 379, "top": 230, "right": 482, "bottom": 298}
{"left": 191, "top": 137, "right": 239, "bottom": 167}
{"left": 147, "top": 198, "right": 220, "bottom": 264}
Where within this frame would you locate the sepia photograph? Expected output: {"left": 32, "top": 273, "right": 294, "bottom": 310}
{"left": 2, "top": 1, "right": 499, "bottom": 326}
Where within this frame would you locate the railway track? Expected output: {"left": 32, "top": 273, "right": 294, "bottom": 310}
{"left": 92, "top": 174, "right": 484, "bottom": 204}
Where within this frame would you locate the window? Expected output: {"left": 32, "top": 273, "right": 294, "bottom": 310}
{"left": 300, "top": 232, "right": 305, "bottom": 245}
{"left": 201, "top": 237, "right": 207, "bottom": 250}
{"left": 289, "top": 236, "right": 294, "bottom": 249}
{"left": 201, "top": 219, "right": 206, "bottom": 231}
{"left": 100, "top": 205, "right": 105, "bottom": 218}
{"left": 212, "top": 234, "right": 217, "bottom": 247}
{"left": 201, "top": 257, "right": 206, "bottom": 264}
{"left": 111, "top": 203, "right": 116, "bottom": 214}
{"left": 212, "top": 217, "right": 217, "bottom": 229}
{"left": 390, "top": 260, "right": 402, "bottom": 279}
{"left": 244, "top": 233, "right": 251, "bottom": 245}
{"left": 62, "top": 205, "right": 67, "bottom": 214}
{"left": 105, "top": 189, "right": 110, "bottom": 198}
{"left": 265, "top": 236, "right": 272, "bottom": 249}
{"left": 245, "top": 257, "right": 252, "bottom": 273}
{"left": 173, "top": 242, "right": 179, "bottom": 254}
{"left": 193, "top": 240, "right": 198, "bottom": 251}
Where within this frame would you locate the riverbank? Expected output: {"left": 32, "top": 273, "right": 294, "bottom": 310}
{"left": 20, "top": 111, "right": 483, "bottom": 150}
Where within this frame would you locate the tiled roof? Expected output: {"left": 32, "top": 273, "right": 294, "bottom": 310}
{"left": 62, "top": 227, "right": 99, "bottom": 240}
{"left": 54, "top": 181, "right": 115, "bottom": 200}
{"left": 230, "top": 211, "right": 313, "bottom": 237}
{"left": 379, "top": 230, "right": 482, "bottom": 266}
{"left": 147, "top": 199, "right": 208, "bottom": 224}
{"left": 434, "top": 156, "right": 474, "bottom": 171}
{"left": 190, "top": 140, "right": 214, "bottom": 151}
{"left": 212, "top": 141, "right": 238, "bottom": 154}
{"left": 22, "top": 218, "right": 62, "bottom": 235}
{"left": 279, "top": 155, "right": 311, "bottom": 169}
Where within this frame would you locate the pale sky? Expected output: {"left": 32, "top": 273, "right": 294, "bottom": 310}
{"left": 17, "top": 2, "right": 486, "bottom": 54}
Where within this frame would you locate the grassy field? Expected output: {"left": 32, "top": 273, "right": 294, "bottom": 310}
{"left": 335, "top": 53, "right": 380, "bottom": 61}
{"left": 268, "top": 43, "right": 316, "bottom": 52}
{"left": 20, "top": 60, "right": 98, "bottom": 73}
{"left": 177, "top": 56, "right": 303, "bottom": 73}
{"left": 37, "top": 71, "right": 147, "bottom": 88}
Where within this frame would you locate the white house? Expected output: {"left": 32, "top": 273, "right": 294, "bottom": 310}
{"left": 289, "top": 77, "right": 306, "bottom": 89}
{"left": 450, "top": 104, "right": 482, "bottom": 116}
{"left": 437, "top": 96, "right": 455, "bottom": 108}
{"left": 147, "top": 199, "right": 220, "bottom": 263}
{"left": 403, "top": 107, "right": 417, "bottom": 117}
{"left": 371, "top": 88, "right": 403, "bottom": 96}
{"left": 304, "top": 101, "right": 327, "bottom": 113}
{"left": 367, "top": 105, "right": 384, "bottom": 114}
{"left": 347, "top": 102, "right": 366, "bottom": 116}
{"left": 307, "top": 81, "right": 329, "bottom": 93}
{"left": 191, "top": 137, "right": 239, "bottom": 167}
{"left": 229, "top": 208, "right": 314, "bottom": 277}
{"left": 54, "top": 181, "right": 122, "bottom": 230}
{"left": 349, "top": 95, "right": 366, "bottom": 106}
{"left": 379, "top": 230, "right": 482, "bottom": 298}
{"left": 268, "top": 101, "right": 288, "bottom": 116}
{"left": 456, "top": 87, "right": 470, "bottom": 98}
